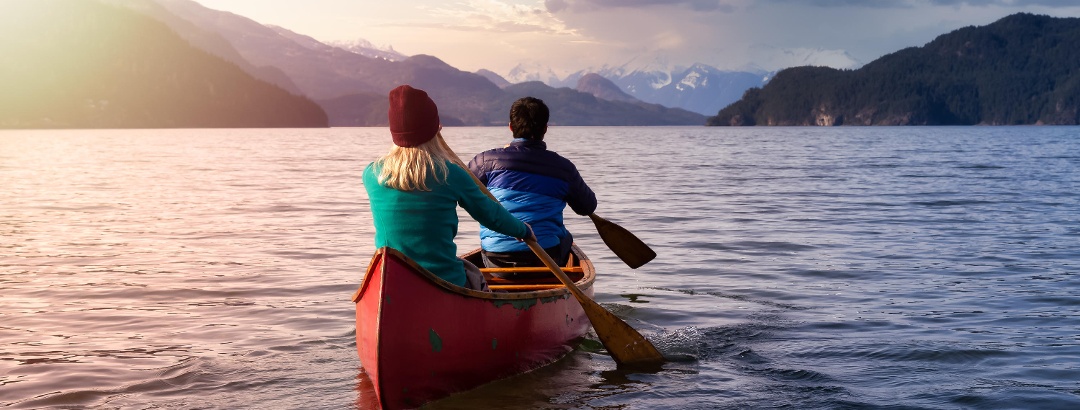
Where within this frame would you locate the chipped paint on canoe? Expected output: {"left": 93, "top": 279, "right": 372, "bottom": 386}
{"left": 491, "top": 338, "right": 498, "bottom": 350}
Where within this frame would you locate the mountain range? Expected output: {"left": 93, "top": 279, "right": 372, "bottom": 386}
{"left": 503, "top": 59, "right": 773, "bottom": 116}
{"left": 8, "top": 1, "right": 1071, "bottom": 129}
{"left": 105, "top": 0, "right": 706, "bottom": 127}
{"left": 708, "top": 13, "right": 1080, "bottom": 126}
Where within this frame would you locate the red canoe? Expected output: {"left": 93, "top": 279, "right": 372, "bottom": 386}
{"left": 352, "top": 246, "right": 595, "bottom": 409}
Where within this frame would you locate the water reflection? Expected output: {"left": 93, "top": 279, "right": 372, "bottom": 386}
{"left": 354, "top": 368, "right": 381, "bottom": 409}
{"left": 620, "top": 293, "right": 652, "bottom": 303}
{"left": 353, "top": 349, "right": 669, "bottom": 410}
{"left": 4, "top": 127, "right": 1080, "bottom": 408}
{"left": 594, "top": 364, "right": 662, "bottom": 389}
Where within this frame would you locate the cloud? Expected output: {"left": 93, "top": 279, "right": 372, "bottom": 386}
{"left": 545, "top": 0, "right": 570, "bottom": 13}
{"left": 395, "top": 0, "right": 1080, "bottom": 76}
{"left": 425, "top": 0, "right": 576, "bottom": 34}
{"left": 546, "top": 0, "right": 735, "bottom": 13}
{"left": 765, "top": 0, "right": 1080, "bottom": 7}
{"left": 930, "top": 0, "right": 1080, "bottom": 5}
{"left": 764, "top": 0, "right": 912, "bottom": 7}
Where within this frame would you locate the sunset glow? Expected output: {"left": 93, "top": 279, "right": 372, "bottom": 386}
{"left": 192, "top": 0, "right": 1080, "bottom": 75}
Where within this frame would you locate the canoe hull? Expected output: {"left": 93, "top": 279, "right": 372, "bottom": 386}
{"left": 353, "top": 247, "right": 594, "bottom": 409}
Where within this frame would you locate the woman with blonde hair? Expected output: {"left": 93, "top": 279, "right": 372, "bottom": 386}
{"left": 363, "top": 85, "right": 533, "bottom": 290}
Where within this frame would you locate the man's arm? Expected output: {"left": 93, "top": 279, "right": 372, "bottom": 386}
{"left": 466, "top": 152, "right": 489, "bottom": 185}
{"left": 565, "top": 164, "right": 597, "bottom": 216}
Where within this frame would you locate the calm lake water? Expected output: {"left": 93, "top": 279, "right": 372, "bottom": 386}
{"left": 1, "top": 126, "right": 1078, "bottom": 409}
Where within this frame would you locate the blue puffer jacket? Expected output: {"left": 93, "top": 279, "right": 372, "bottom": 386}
{"left": 467, "top": 139, "right": 597, "bottom": 252}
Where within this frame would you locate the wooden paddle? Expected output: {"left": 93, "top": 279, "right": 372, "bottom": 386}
{"left": 437, "top": 134, "right": 665, "bottom": 367}
{"left": 588, "top": 213, "right": 655, "bottom": 269}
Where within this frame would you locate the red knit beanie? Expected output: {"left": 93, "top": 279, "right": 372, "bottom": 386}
{"left": 388, "top": 85, "right": 440, "bottom": 147}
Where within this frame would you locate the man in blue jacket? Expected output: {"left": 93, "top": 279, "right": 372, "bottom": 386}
{"left": 468, "top": 97, "right": 597, "bottom": 269}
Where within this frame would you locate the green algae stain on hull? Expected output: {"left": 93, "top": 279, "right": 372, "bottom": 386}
{"left": 492, "top": 298, "right": 539, "bottom": 311}
{"left": 429, "top": 328, "right": 443, "bottom": 352}
{"left": 540, "top": 294, "right": 569, "bottom": 304}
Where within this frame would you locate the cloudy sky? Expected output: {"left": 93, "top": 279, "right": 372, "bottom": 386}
{"left": 195, "top": 0, "right": 1080, "bottom": 76}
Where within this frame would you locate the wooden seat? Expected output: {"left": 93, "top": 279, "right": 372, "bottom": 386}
{"left": 487, "top": 284, "right": 565, "bottom": 291}
{"left": 481, "top": 252, "right": 584, "bottom": 291}
{"left": 482, "top": 268, "right": 585, "bottom": 286}
{"left": 473, "top": 247, "right": 587, "bottom": 291}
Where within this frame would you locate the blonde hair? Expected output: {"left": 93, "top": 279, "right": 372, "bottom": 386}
{"left": 376, "top": 132, "right": 453, "bottom": 191}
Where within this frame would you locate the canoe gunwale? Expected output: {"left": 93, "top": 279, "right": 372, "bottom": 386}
{"left": 352, "top": 245, "right": 595, "bottom": 303}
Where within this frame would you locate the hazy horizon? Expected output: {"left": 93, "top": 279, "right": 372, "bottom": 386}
{"left": 194, "top": 0, "right": 1080, "bottom": 76}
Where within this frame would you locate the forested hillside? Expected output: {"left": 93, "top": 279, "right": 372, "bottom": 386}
{"left": 0, "top": 0, "right": 327, "bottom": 128}
{"left": 709, "top": 13, "right": 1080, "bottom": 126}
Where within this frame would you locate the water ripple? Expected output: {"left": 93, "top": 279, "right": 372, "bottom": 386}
{"left": 2, "top": 127, "right": 1078, "bottom": 409}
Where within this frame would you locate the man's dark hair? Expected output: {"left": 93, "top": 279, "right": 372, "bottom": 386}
{"left": 509, "top": 97, "right": 549, "bottom": 140}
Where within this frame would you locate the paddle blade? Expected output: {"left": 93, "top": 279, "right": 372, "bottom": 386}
{"left": 581, "top": 299, "right": 666, "bottom": 367}
{"left": 589, "top": 214, "right": 656, "bottom": 269}
{"left": 523, "top": 240, "right": 664, "bottom": 367}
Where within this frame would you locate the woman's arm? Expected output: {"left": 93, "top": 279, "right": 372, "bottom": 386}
{"left": 450, "top": 164, "right": 529, "bottom": 239}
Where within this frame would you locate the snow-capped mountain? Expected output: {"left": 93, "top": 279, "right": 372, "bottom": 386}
{"left": 506, "top": 61, "right": 566, "bottom": 85}
{"left": 503, "top": 58, "right": 770, "bottom": 115}
{"left": 750, "top": 46, "right": 861, "bottom": 71}
{"left": 609, "top": 63, "right": 769, "bottom": 115}
{"left": 575, "top": 73, "right": 639, "bottom": 103}
{"left": 273, "top": 27, "right": 407, "bottom": 63}
{"left": 327, "top": 38, "right": 408, "bottom": 62}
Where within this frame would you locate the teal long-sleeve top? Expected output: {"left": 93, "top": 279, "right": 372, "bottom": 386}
{"left": 363, "top": 160, "right": 529, "bottom": 287}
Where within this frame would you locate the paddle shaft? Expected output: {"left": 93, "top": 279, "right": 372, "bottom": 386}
{"left": 436, "top": 134, "right": 664, "bottom": 366}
